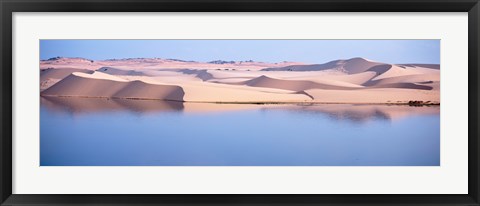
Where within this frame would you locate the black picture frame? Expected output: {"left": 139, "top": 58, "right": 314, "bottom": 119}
{"left": 1, "top": 0, "right": 479, "bottom": 205}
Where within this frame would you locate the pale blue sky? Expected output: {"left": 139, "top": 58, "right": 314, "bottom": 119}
{"left": 40, "top": 40, "right": 440, "bottom": 64}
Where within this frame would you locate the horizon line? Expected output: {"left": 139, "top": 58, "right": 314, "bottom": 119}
{"left": 40, "top": 56, "right": 441, "bottom": 65}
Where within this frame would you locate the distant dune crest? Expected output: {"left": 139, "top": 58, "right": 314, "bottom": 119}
{"left": 264, "top": 57, "right": 395, "bottom": 74}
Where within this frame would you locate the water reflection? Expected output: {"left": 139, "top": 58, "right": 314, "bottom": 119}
{"left": 41, "top": 97, "right": 439, "bottom": 123}
{"left": 40, "top": 97, "right": 440, "bottom": 166}
{"left": 41, "top": 96, "right": 184, "bottom": 114}
{"left": 266, "top": 104, "right": 439, "bottom": 123}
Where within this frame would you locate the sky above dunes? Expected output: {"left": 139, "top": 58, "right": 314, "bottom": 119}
{"left": 40, "top": 40, "right": 440, "bottom": 64}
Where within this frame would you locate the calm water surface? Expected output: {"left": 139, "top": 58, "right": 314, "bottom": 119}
{"left": 40, "top": 97, "right": 440, "bottom": 166}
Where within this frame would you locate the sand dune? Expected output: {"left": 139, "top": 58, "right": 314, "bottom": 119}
{"left": 180, "top": 81, "right": 313, "bottom": 102}
{"left": 177, "top": 69, "right": 214, "bottom": 81}
{"left": 42, "top": 96, "right": 439, "bottom": 123}
{"left": 96, "top": 67, "right": 147, "bottom": 76}
{"left": 398, "top": 64, "right": 440, "bottom": 70}
{"left": 369, "top": 83, "right": 432, "bottom": 90}
{"left": 42, "top": 72, "right": 312, "bottom": 103}
{"left": 41, "top": 68, "right": 93, "bottom": 81}
{"left": 240, "top": 72, "right": 432, "bottom": 93}
{"left": 39, "top": 57, "right": 440, "bottom": 104}
{"left": 364, "top": 74, "right": 439, "bottom": 87}
{"left": 42, "top": 72, "right": 185, "bottom": 101}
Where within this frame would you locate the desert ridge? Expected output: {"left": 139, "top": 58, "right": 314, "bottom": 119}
{"left": 42, "top": 72, "right": 185, "bottom": 101}
{"left": 40, "top": 57, "right": 440, "bottom": 105}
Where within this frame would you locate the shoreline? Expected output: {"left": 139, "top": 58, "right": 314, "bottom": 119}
{"left": 40, "top": 95, "right": 440, "bottom": 106}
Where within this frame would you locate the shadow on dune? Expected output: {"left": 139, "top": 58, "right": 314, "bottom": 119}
{"left": 243, "top": 75, "right": 353, "bottom": 91}
{"left": 96, "top": 67, "right": 147, "bottom": 76}
{"left": 361, "top": 65, "right": 433, "bottom": 90}
{"left": 240, "top": 74, "right": 433, "bottom": 93}
{"left": 40, "top": 68, "right": 94, "bottom": 82}
{"left": 398, "top": 64, "right": 440, "bottom": 70}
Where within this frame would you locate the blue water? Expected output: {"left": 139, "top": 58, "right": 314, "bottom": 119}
{"left": 40, "top": 97, "right": 440, "bottom": 166}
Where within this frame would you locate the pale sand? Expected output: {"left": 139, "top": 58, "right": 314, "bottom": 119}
{"left": 305, "top": 88, "right": 439, "bottom": 104}
{"left": 262, "top": 57, "right": 384, "bottom": 73}
{"left": 40, "top": 57, "right": 440, "bottom": 104}
{"left": 42, "top": 72, "right": 185, "bottom": 101}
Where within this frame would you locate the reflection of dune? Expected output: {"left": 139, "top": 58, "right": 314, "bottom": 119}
{"left": 182, "top": 102, "right": 272, "bottom": 113}
{"left": 41, "top": 96, "right": 184, "bottom": 114}
{"left": 42, "top": 72, "right": 185, "bottom": 101}
{"left": 273, "top": 104, "right": 440, "bottom": 123}
{"left": 41, "top": 68, "right": 93, "bottom": 81}
{"left": 40, "top": 57, "right": 301, "bottom": 71}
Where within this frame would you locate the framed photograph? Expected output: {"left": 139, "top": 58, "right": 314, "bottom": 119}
{"left": 1, "top": 0, "right": 479, "bottom": 205}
